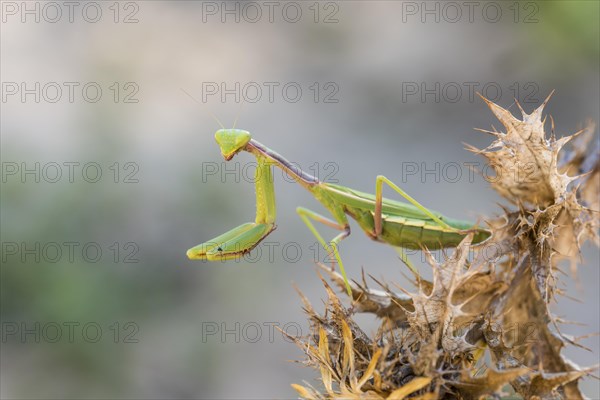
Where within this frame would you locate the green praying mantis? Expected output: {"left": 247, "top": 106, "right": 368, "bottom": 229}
{"left": 187, "top": 129, "right": 491, "bottom": 295}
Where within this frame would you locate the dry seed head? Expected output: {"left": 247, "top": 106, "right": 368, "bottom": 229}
{"left": 292, "top": 94, "right": 598, "bottom": 399}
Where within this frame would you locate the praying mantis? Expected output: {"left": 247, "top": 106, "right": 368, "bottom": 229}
{"left": 187, "top": 129, "right": 491, "bottom": 295}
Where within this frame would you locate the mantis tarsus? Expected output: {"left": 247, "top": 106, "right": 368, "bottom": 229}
{"left": 187, "top": 129, "right": 491, "bottom": 295}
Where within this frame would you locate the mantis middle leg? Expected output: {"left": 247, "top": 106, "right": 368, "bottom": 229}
{"left": 296, "top": 207, "right": 352, "bottom": 295}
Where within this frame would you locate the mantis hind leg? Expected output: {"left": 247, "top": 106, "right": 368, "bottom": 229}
{"left": 374, "top": 175, "right": 461, "bottom": 236}
{"left": 394, "top": 247, "right": 420, "bottom": 279}
{"left": 296, "top": 207, "right": 352, "bottom": 296}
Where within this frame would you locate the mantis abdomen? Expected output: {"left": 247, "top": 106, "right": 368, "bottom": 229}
{"left": 347, "top": 207, "right": 490, "bottom": 250}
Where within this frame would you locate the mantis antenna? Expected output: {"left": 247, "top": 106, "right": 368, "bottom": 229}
{"left": 232, "top": 100, "right": 245, "bottom": 129}
{"left": 180, "top": 88, "right": 225, "bottom": 129}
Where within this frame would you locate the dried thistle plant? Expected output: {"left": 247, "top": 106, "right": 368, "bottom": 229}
{"left": 291, "top": 93, "right": 599, "bottom": 399}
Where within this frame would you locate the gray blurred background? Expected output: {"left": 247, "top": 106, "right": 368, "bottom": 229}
{"left": 1, "top": 1, "right": 598, "bottom": 398}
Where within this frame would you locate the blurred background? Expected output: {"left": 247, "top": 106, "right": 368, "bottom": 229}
{"left": 1, "top": 1, "right": 598, "bottom": 398}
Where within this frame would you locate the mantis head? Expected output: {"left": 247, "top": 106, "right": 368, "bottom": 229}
{"left": 215, "top": 129, "right": 251, "bottom": 160}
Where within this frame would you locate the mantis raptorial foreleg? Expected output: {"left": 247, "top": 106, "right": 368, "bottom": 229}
{"left": 374, "top": 175, "right": 460, "bottom": 236}
{"left": 187, "top": 154, "right": 276, "bottom": 260}
{"left": 296, "top": 207, "right": 352, "bottom": 295}
{"left": 186, "top": 222, "right": 275, "bottom": 260}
